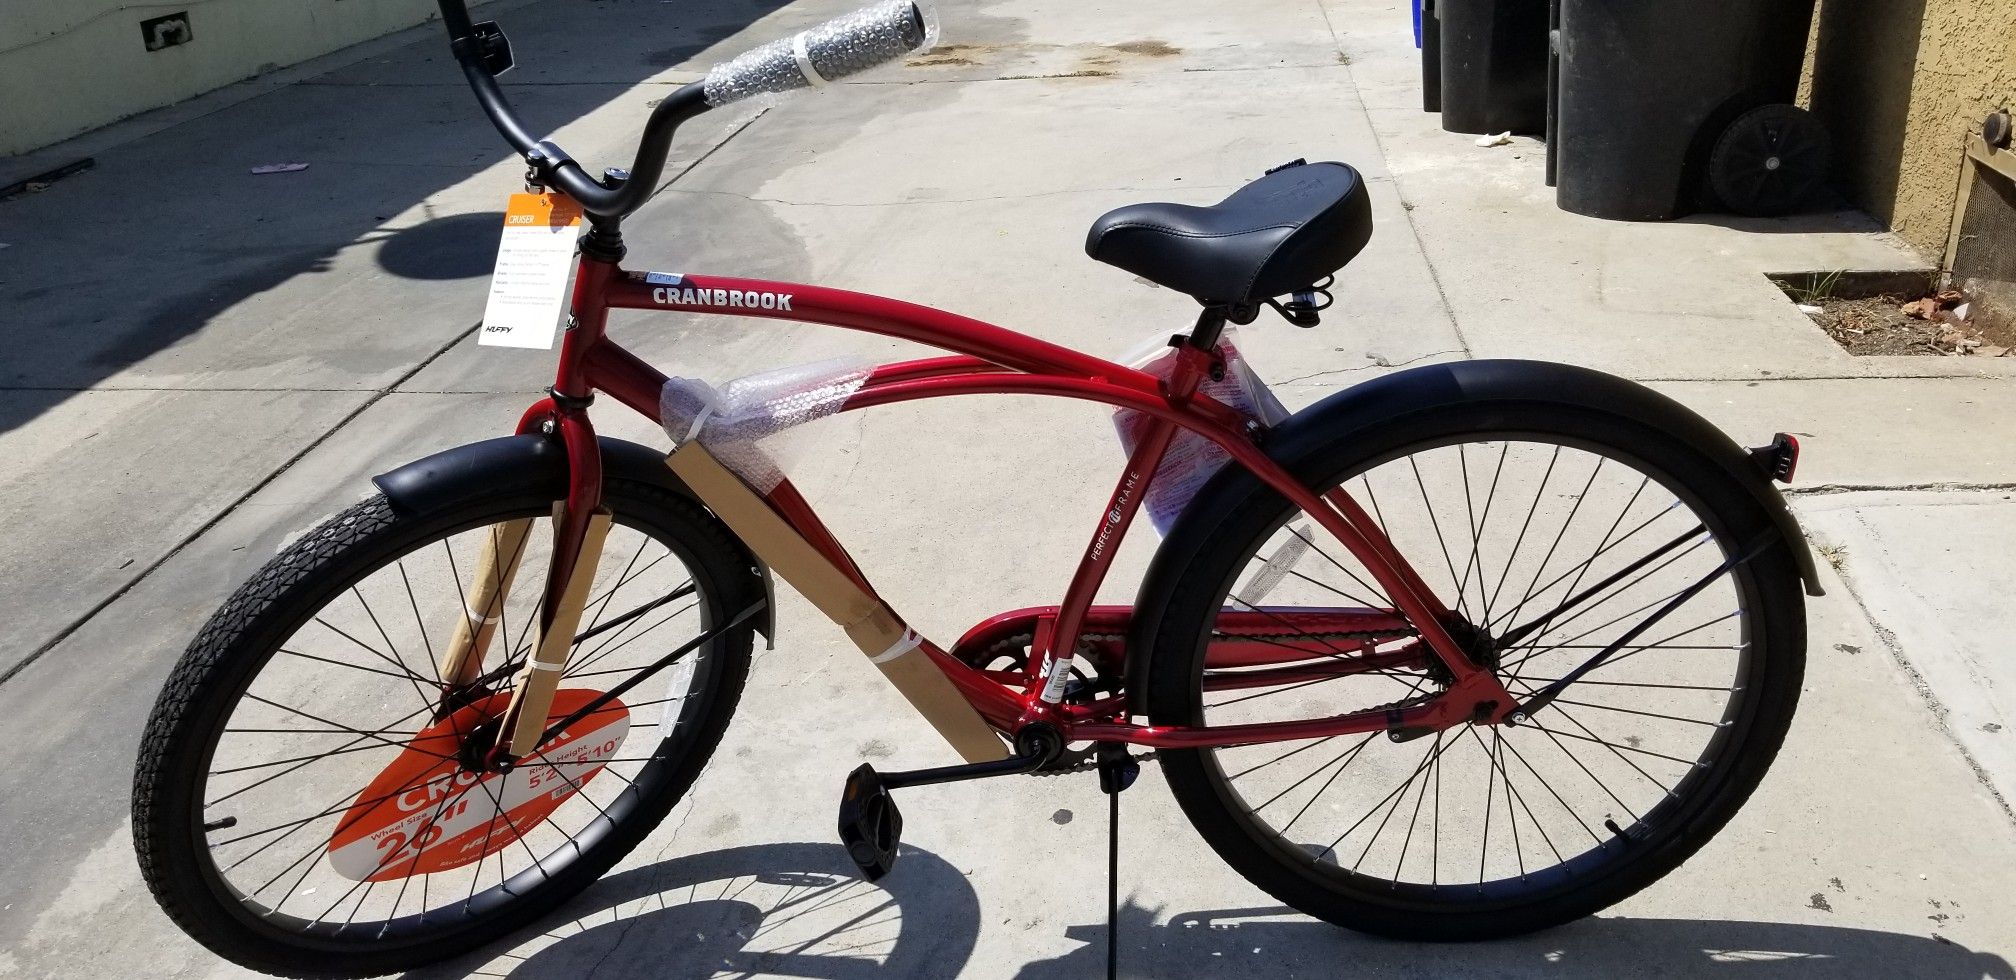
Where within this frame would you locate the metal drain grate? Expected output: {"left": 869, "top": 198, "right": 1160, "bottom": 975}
{"left": 1951, "top": 143, "right": 2016, "bottom": 335}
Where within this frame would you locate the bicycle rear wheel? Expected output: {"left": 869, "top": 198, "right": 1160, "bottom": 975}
{"left": 1147, "top": 376, "right": 1805, "bottom": 939}
{"left": 133, "top": 479, "right": 760, "bottom": 977}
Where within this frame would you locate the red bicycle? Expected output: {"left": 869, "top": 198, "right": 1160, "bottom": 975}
{"left": 133, "top": 3, "right": 1818, "bottom": 975}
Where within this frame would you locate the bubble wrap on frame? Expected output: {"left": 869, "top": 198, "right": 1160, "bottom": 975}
{"left": 702, "top": 1, "right": 935, "bottom": 107}
{"left": 1113, "top": 330, "right": 1290, "bottom": 536}
{"left": 660, "top": 359, "right": 873, "bottom": 493}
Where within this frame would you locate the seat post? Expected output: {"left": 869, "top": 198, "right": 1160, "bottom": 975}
{"left": 1188, "top": 306, "right": 1229, "bottom": 350}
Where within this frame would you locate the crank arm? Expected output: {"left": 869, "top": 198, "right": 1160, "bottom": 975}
{"left": 1514, "top": 531, "right": 1773, "bottom": 720}
{"left": 878, "top": 751, "right": 1047, "bottom": 790}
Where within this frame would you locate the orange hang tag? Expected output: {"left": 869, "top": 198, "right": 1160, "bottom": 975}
{"left": 479, "top": 192, "right": 584, "bottom": 350}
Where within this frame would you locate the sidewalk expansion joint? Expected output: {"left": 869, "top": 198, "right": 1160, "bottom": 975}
{"left": 0, "top": 322, "right": 477, "bottom": 690}
{"left": 658, "top": 183, "right": 1242, "bottom": 209}
{"left": 0, "top": 102, "right": 772, "bottom": 692}
{"left": 1824, "top": 556, "right": 2016, "bottom": 825}
{"left": 0, "top": 385, "right": 376, "bottom": 394}
{"left": 298, "top": 80, "right": 690, "bottom": 88}
{"left": 1312, "top": 0, "right": 1472, "bottom": 361}
{"left": 1787, "top": 481, "right": 2016, "bottom": 496}
{"left": 1633, "top": 374, "right": 2016, "bottom": 383}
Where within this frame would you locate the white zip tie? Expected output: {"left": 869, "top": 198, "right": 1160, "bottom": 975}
{"left": 683, "top": 403, "right": 714, "bottom": 443}
{"left": 464, "top": 602, "right": 504, "bottom": 625}
{"left": 790, "top": 32, "right": 829, "bottom": 87}
{"left": 869, "top": 630, "right": 921, "bottom": 664}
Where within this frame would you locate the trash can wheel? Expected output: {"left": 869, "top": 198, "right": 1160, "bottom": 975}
{"left": 1707, "top": 104, "right": 1830, "bottom": 218}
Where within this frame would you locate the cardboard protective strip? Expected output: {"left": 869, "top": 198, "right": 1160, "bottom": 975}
{"left": 666, "top": 444, "right": 1007, "bottom": 763}
{"left": 438, "top": 517, "right": 536, "bottom": 685}
{"left": 504, "top": 509, "right": 613, "bottom": 755}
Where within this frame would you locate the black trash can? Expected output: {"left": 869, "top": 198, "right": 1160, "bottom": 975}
{"left": 1421, "top": 0, "right": 1442, "bottom": 113}
{"left": 1437, "top": 0, "right": 1549, "bottom": 135}
{"left": 1550, "top": 0, "right": 1828, "bottom": 220}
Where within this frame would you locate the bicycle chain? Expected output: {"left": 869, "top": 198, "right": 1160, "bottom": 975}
{"left": 967, "top": 626, "right": 1422, "bottom": 777}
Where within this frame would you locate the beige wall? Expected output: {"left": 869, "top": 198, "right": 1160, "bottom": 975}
{"left": 1806, "top": 0, "right": 2016, "bottom": 259}
{"left": 0, "top": 0, "right": 449, "bottom": 157}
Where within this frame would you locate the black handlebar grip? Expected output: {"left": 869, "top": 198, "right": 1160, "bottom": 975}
{"left": 702, "top": 1, "right": 931, "bottom": 107}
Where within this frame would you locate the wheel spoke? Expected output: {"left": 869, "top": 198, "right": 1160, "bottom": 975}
{"left": 1408, "top": 455, "right": 1471, "bottom": 619}
{"left": 1253, "top": 732, "right": 1378, "bottom": 823}
{"left": 1284, "top": 526, "right": 1392, "bottom": 609}
{"left": 170, "top": 509, "right": 739, "bottom": 941}
{"left": 1484, "top": 445, "right": 1560, "bottom": 617}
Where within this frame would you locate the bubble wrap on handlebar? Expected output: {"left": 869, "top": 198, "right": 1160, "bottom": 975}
{"left": 660, "top": 359, "right": 873, "bottom": 493}
{"left": 703, "top": 0, "right": 935, "bottom": 107}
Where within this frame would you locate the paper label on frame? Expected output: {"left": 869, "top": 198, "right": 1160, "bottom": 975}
{"left": 479, "top": 193, "right": 583, "bottom": 349}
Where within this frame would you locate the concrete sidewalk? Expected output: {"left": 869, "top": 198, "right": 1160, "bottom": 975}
{"left": 2, "top": 0, "right": 2013, "bottom": 977}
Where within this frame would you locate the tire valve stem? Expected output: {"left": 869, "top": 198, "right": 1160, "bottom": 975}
{"left": 203, "top": 816, "right": 238, "bottom": 833}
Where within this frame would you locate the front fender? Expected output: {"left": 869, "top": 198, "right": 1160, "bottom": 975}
{"left": 372, "top": 434, "right": 775, "bottom": 641}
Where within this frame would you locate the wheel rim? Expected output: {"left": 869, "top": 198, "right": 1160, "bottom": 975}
{"left": 1191, "top": 437, "right": 1763, "bottom": 903}
{"left": 187, "top": 504, "right": 725, "bottom": 942}
{"left": 1715, "top": 107, "right": 1828, "bottom": 216}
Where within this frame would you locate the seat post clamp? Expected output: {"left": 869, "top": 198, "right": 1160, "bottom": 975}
{"left": 546, "top": 386, "right": 595, "bottom": 411}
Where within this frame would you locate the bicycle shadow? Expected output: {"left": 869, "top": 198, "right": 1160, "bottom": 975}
{"left": 401, "top": 842, "right": 981, "bottom": 980}
{"left": 400, "top": 838, "right": 2009, "bottom": 979}
{"left": 1018, "top": 901, "right": 2014, "bottom": 979}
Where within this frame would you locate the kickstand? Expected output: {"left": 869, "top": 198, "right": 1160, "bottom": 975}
{"left": 1096, "top": 744, "right": 1139, "bottom": 980}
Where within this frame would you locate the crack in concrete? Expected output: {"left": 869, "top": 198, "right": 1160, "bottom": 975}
{"left": 1277, "top": 349, "right": 1462, "bottom": 385}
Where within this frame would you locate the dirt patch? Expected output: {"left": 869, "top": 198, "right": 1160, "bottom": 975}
{"left": 907, "top": 43, "right": 993, "bottom": 68}
{"left": 1800, "top": 293, "right": 2016, "bottom": 356}
{"left": 1774, "top": 270, "right": 2016, "bottom": 357}
{"left": 1111, "top": 39, "right": 1182, "bottom": 57}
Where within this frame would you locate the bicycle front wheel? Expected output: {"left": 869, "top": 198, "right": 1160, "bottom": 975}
{"left": 133, "top": 479, "right": 761, "bottom": 977}
{"left": 1147, "top": 369, "right": 1806, "bottom": 940}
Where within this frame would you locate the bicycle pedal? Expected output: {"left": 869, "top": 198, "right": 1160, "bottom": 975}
{"left": 837, "top": 764, "right": 903, "bottom": 881}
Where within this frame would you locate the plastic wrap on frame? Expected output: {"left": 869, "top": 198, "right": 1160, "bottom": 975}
{"left": 702, "top": 1, "right": 938, "bottom": 107}
{"left": 1113, "top": 330, "right": 1291, "bottom": 535}
{"left": 660, "top": 359, "right": 873, "bottom": 493}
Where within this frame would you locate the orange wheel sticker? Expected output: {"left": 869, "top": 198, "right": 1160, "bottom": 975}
{"left": 325, "top": 688, "right": 629, "bottom": 882}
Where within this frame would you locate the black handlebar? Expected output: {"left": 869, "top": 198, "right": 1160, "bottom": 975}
{"left": 434, "top": 0, "right": 711, "bottom": 220}
{"left": 433, "top": 0, "right": 928, "bottom": 220}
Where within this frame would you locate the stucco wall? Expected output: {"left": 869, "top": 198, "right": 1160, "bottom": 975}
{"left": 0, "top": 1, "right": 448, "bottom": 157}
{"left": 1807, "top": 0, "right": 2016, "bottom": 259}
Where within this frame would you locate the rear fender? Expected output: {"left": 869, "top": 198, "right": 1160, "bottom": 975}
{"left": 1126, "top": 359, "right": 1820, "bottom": 700}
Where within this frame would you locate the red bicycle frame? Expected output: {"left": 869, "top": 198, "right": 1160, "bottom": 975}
{"left": 516, "top": 252, "right": 1517, "bottom": 752}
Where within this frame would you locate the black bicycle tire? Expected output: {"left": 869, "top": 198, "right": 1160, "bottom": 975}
{"left": 133, "top": 480, "right": 759, "bottom": 977}
{"left": 1147, "top": 394, "right": 1806, "bottom": 941}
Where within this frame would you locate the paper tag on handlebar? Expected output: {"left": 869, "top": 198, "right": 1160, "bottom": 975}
{"left": 479, "top": 193, "right": 583, "bottom": 349}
